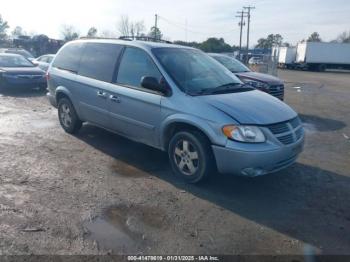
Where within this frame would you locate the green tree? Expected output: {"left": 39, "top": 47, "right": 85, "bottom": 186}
{"left": 307, "top": 32, "right": 322, "bottom": 42}
{"left": 173, "top": 40, "right": 201, "bottom": 49}
{"left": 0, "top": 15, "right": 9, "bottom": 40}
{"left": 256, "top": 34, "right": 283, "bottom": 49}
{"left": 87, "top": 27, "right": 98, "bottom": 37}
{"left": 199, "top": 37, "right": 232, "bottom": 53}
{"left": 148, "top": 26, "right": 163, "bottom": 40}
{"left": 60, "top": 24, "right": 80, "bottom": 42}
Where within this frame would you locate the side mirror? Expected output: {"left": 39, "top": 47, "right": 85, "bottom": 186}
{"left": 141, "top": 76, "right": 171, "bottom": 96}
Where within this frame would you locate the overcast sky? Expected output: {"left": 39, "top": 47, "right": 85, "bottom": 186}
{"left": 2, "top": 0, "right": 350, "bottom": 46}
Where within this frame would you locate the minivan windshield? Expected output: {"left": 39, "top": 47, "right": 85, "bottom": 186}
{"left": 0, "top": 55, "right": 34, "bottom": 67}
{"left": 211, "top": 55, "right": 251, "bottom": 73}
{"left": 152, "top": 48, "right": 247, "bottom": 95}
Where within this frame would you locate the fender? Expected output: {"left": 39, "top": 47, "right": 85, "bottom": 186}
{"left": 55, "top": 86, "right": 83, "bottom": 119}
{"left": 159, "top": 113, "right": 228, "bottom": 151}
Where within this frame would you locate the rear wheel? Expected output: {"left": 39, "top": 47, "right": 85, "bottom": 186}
{"left": 168, "top": 131, "right": 215, "bottom": 183}
{"left": 58, "top": 98, "right": 82, "bottom": 134}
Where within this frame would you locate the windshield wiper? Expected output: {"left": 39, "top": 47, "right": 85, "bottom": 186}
{"left": 193, "top": 83, "right": 253, "bottom": 95}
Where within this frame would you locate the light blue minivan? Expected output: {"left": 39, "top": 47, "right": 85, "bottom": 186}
{"left": 47, "top": 39, "right": 304, "bottom": 183}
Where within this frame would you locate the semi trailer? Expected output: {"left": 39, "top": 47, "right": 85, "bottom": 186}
{"left": 294, "top": 42, "right": 350, "bottom": 71}
{"left": 278, "top": 47, "right": 297, "bottom": 69}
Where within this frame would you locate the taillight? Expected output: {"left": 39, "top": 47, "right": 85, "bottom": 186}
{"left": 46, "top": 72, "right": 50, "bottom": 81}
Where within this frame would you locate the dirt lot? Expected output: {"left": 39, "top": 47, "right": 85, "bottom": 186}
{"left": 0, "top": 69, "right": 349, "bottom": 256}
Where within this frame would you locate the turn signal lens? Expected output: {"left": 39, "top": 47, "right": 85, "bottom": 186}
{"left": 222, "top": 125, "right": 266, "bottom": 143}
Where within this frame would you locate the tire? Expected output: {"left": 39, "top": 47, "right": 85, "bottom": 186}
{"left": 58, "top": 98, "right": 82, "bottom": 134}
{"left": 168, "top": 131, "right": 215, "bottom": 183}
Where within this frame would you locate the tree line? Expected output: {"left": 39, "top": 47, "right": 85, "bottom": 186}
{"left": 1, "top": 14, "right": 350, "bottom": 54}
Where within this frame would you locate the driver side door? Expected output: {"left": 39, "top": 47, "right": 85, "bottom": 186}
{"left": 108, "top": 47, "right": 164, "bottom": 148}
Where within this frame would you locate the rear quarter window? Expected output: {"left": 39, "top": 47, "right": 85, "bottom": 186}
{"left": 52, "top": 42, "right": 85, "bottom": 72}
{"left": 78, "top": 43, "right": 123, "bottom": 82}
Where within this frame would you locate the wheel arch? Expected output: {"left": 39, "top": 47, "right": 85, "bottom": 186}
{"left": 160, "top": 114, "right": 223, "bottom": 152}
{"left": 55, "top": 86, "right": 83, "bottom": 119}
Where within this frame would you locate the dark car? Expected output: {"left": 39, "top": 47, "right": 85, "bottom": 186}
{"left": 209, "top": 53, "right": 284, "bottom": 100}
{"left": 0, "top": 54, "right": 47, "bottom": 91}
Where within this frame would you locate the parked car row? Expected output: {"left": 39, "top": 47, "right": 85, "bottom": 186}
{"left": 46, "top": 39, "right": 304, "bottom": 183}
{"left": 0, "top": 48, "right": 54, "bottom": 91}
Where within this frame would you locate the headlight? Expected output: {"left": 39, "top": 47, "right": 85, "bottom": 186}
{"left": 222, "top": 125, "right": 266, "bottom": 143}
{"left": 241, "top": 79, "right": 269, "bottom": 90}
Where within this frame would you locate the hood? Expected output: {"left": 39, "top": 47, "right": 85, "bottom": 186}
{"left": 198, "top": 90, "right": 297, "bottom": 125}
{"left": 0, "top": 66, "right": 45, "bottom": 75}
{"left": 236, "top": 71, "right": 282, "bottom": 85}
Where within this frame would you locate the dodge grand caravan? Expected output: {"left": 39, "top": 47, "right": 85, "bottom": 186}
{"left": 47, "top": 39, "right": 304, "bottom": 183}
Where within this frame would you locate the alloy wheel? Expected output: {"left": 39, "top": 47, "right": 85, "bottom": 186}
{"left": 173, "top": 139, "right": 199, "bottom": 176}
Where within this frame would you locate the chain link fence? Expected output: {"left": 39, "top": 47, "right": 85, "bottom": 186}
{"left": 248, "top": 54, "right": 278, "bottom": 76}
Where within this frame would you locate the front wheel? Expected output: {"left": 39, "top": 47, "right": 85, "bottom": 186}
{"left": 58, "top": 98, "right": 82, "bottom": 134}
{"left": 168, "top": 131, "right": 215, "bottom": 183}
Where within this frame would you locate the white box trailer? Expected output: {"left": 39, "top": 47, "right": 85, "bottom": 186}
{"left": 295, "top": 42, "right": 350, "bottom": 71}
{"left": 278, "top": 47, "right": 297, "bottom": 68}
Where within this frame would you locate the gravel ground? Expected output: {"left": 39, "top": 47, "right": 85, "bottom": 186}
{"left": 0, "top": 69, "right": 349, "bottom": 255}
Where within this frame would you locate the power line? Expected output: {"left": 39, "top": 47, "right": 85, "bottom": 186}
{"left": 157, "top": 15, "right": 235, "bottom": 37}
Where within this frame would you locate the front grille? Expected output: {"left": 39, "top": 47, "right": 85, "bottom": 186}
{"left": 295, "top": 127, "right": 304, "bottom": 140}
{"left": 267, "top": 117, "right": 303, "bottom": 145}
{"left": 268, "top": 122, "right": 289, "bottom": 134}
{"left": 268, "top": 84, "right": 284, "bottom": 99}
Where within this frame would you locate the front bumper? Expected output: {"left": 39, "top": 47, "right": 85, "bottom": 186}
{"left": 212, "top": 137, "right": 304, "bottom": 177}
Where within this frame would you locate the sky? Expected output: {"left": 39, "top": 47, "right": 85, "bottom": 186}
{"left": 1, "top": 0, "right": 350, "bottom": 46}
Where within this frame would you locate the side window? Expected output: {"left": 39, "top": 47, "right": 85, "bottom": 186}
{"left": 78, "top": 43, "right": 123, "bottom": 82}
{"left": 52, "top": 42, "right": 85, "bottom": 72}
{"left": 116, "top": 47, "right": 161, "bottom": 88}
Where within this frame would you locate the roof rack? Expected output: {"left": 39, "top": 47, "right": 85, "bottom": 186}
{"left": 79, "top": 36, "right": 172, "bottom": 44}
{"left": 119, "top": 36, "right": 172, "bottom": 44}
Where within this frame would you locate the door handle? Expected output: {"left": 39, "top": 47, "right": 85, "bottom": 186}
{"left": 97, "top": 91, "right": 107, "bottom": 98}
{"left": 109, "top": 95, "right": 121, "bottom": 103}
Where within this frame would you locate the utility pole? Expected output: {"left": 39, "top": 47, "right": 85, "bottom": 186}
{"left": 244, "top": 6, "right": 255, "bottom": 51}
{"left": 154, "top": 14, "right": 158, "bottom": 39}
{"left": 236, "top": 11, "right": 247, "bottom": 53}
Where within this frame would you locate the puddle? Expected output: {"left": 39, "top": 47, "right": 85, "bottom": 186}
{"left": 300, "top": 114, "right": 346, "bottom": 133}
{"left": 85, "top": 204, "right": 168, "bottom": 253}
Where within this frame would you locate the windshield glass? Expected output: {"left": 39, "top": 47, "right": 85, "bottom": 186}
{"left": 212, "top": 55, "right": 250, "bottom": 73}
{"left": 152, "top": 48, "right": 242, "bottom": 95}
{"left": 0, "top": 55, "right": 34, "bottom": 67}
{"left": 6, "top": 50, "right": 34, "bottom": 59}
